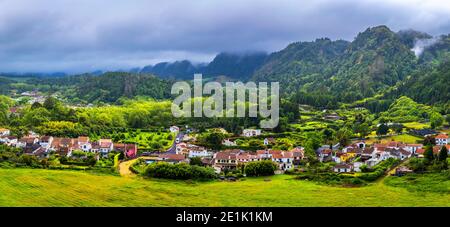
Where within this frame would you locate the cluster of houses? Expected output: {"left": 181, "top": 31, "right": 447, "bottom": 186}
{"left": 0, "top": 128, "right": 137, "bottom": 159}
{"left": 318, "top": 133, "right": 450, "bottom": 173}
{"left": 2, "top": 123, "right": 449, "bottom": 175}
{"left": 172, "top": 140, "right": 305, "bottom": 173}
{"left": 142, "top": 131, "right": 450, "bottom": 174}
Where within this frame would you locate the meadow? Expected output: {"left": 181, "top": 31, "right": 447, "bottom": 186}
{"left": 0, "top": 168, "right": 448, "bottom": 207}
{"left": 120, "top": 131, "right": 175, "bottom": 151}
{"left": 364, "top": 134, "right": 423, "bottom": 145}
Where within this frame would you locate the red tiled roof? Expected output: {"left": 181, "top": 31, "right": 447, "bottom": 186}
{"left": 436, "top": 134, "right": 448, "bottom": 139}
{"left": 159, "top": 153, "right": 185, "bottom": 161}
{"left": 215, "top": 151, "right": 238, "bottom": 160}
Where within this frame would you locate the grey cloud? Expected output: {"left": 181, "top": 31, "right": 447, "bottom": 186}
{"left": 0, "top": 0, "right": 449, "bottom": 73}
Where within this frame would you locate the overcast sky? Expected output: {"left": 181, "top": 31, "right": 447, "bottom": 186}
{"left": 0, "top": 0, "right": 449, "bottom": 73}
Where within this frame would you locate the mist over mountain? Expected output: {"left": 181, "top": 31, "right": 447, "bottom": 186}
{"left": 140, "top": 52, "right": 268, "bottom": 80}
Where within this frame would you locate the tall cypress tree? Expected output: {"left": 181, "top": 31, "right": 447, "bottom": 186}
{"left": 423, "top": 145, "right": 434, "bottom": 162}
{"left": 438, "top": 146, "right": 448, "bottom": 162}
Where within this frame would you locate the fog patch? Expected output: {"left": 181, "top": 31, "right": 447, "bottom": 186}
{"left": 412, "top": 37, "right": 440, "bottom": 57}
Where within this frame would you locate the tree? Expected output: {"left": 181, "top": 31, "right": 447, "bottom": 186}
{"left": 322, "top": 128, "right": 335, "bottom": 144}
{"left": 390, "top": 123, "right": 403, "bottom": 134}
{"left": 438, "top": 146, "right": 448, "bottom": 162}
{"left": 423, "top": 136, "right": 436, "bottom": 146}
{"left": 354, "top": 123, "right": 370, "bottom": 138}
{"left": 335, "top": 127, "right": 352, "bottom": 146}
{"left": 189, "top": 157, "right": 203, "bottom": 166}
{"left": 376, "top": 124, "right": 389, "bottom": 137}
{"left": 244, "top": 160, "right": 277, "bottom": 176}
{"left": 31, "top": 102, "right": 43, "bottom": 109}
{"left": 430, "top": 112, "right": 444, "bottom": 129}
{"left": 202, "top": 132, "right": 226, "bottom": 149}
{"left": 43, "top": 96, "right": 59, "bottom": 110}
{"left": 423, "top": 145, "right": 434, "bottom": 162}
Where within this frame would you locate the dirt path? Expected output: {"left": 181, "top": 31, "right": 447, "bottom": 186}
{"left": 118, "top": 159, "right": 138, "bottom": 177}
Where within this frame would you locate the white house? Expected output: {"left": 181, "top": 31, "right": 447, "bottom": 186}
{"left": 169, "top": 126, "right": 180, "bottom": 133}
{"left": 271, "top": 151, "right": 294, "bottom": 171}
{"left": 0, "top": 136, "right": 17, "bottom": 146}
{"left": 0, "top": 128, "right": 10, "bottom": 137}
{"left": 242, "top": 129, "right": 261, "bottom": 137}
{"left": 404, "top": 144, "right": 423, "bottom": 154}
{"left": 98, "top": 139, "right": 113, "bottom": 156}
{"left": 188, "top": 147, "right": 211, "bottom": 158}
{"left": 222, "top": 139, "right": 237, "bottom": 146}
{"left": 77, "top": 136, "right": 92, "bottom": 152}
{"left": 435, "top": 134, "right": 448, "bottom": 145}
{"left": 353, "top": 162, "right": 363, "bottom": 172}
{"left": 333, "top": 164, "right": 353, "bottom": 173}
{"left": 39, "top": 136, "right": 54, "bottom": 149}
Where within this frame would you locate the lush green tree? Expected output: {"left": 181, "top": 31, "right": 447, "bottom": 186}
{"left": 22, "top": 107, "right": 51, "bottom": 128}
{"left": 408, "top": 157, "right": 426, "bottom": 172}
{"left": 244, "top": 160, "right": 278, "bottom": 176}
{"left": 189, "top": 157, "right": 203, "bottom": 166}
{"left": 423, "top": 146, "right": 434, "bottom": 162}
{"left": 390, "top": 123, "right": 404, "bottom": 134}
{"left": 423, "top": 136, "right": 436, "bottom": 146}
{"left": 353, "top": 123, "right": 370, "bottom": 138}
{"left": 335, "top": 127, "right": 352, "bottom": 146}
{"left": 322, "top": 128, "right": 335, "bottom": 144}
{"left": 376, "top": 124, "right": 389, "bottom": 137}
{"left": 438, "top": 146, "right": 448, "bottom": 162}
{"left": 31, "top": 102, "right": 43, "bottom": 109}
{"left": 430, "top": 112, "right": 444, "bottom": 129}
{"left": 201, "top": 131, "right": 226, "bottom": 149}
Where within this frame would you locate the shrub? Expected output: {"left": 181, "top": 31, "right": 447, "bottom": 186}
{"left": 144, "top": 162, "right": 216, "bottom": 180}
{"left": 244, "top": 160, "right": 278, "bottom": 177}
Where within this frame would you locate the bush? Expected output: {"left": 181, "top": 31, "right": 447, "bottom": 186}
{"left": 244, "top": 160, "right": 278, "bottom": 177}
{"left": 357, "top": 158, "right": 400, "bottom": 182}
{"left": 144, "top": 162, "right": 216, "bottom": 180}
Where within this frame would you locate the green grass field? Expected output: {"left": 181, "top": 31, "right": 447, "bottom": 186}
{"left": 0, "top": 168, "right": 448, "bottom": 207}
{"left": 403, "top": 122, "right": 430, "bottom": 130}
{"left": 365, "top": 134, "right": 422, "bottom": 145}
{"left": 121, "top": 132, "right": 175, "bottom": 151}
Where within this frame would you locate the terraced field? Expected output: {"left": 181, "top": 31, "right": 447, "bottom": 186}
{"left": 0, "top": 168, "right": 448, "bottom": 207}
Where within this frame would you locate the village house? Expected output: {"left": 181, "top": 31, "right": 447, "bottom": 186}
{"left": 291, "top": 147, "right": 305, "bottom": 166}
{"left": 39, "top": 136, "right": 54, "bottom": 149}
{"left": 263, "top": 137, "right": 276, "bottom": 146}
{"left": 435, "top": 134, "right": 448, "bottom": 145}
{"left": 16, "top": 137, "right": 38, "bottom": 148}
{"left": 333, "top": 163, "right": 353, "bottom": 173}
{"left": 317, "top": 148, "right": 333, "bottom": 162}
{"left": 158, "top": 153, "right": 186, "bottom": 164}
{"left": 169, "top": 126, "right": 180, "bottom": 133}
{"left": 77, "top": 136, "right": 92, "bottom": 152}
{"left": 0, "top": 135, "right": 18, "bottom": 146}
{"left": 241, "top": 129, "right": 261, "bottom": 137}
{"left": 394, "top": 166, "right": 413, "bottom": 176}
{"left": 213, "top": 150, "right": 240, "bottom": 171}
{"left": 0, "top": 128, "right": 10, "bottom": 137}
{"left": 98, "top": 139, "right": 114, "bottom": 156}
{"left": 271, "top": 150, "right": 294, "bottom": 171}
{"left": 188, "top": 146, "right": 211, "bottom": 158}
{"left": 404, "top": 143, "right": 423, "bottom": 154}
{"left": 222, "top": 139, "right": 237, "bottom": 146}
{"left": 114, "top": 143, "right": 138, "bottom": 158}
